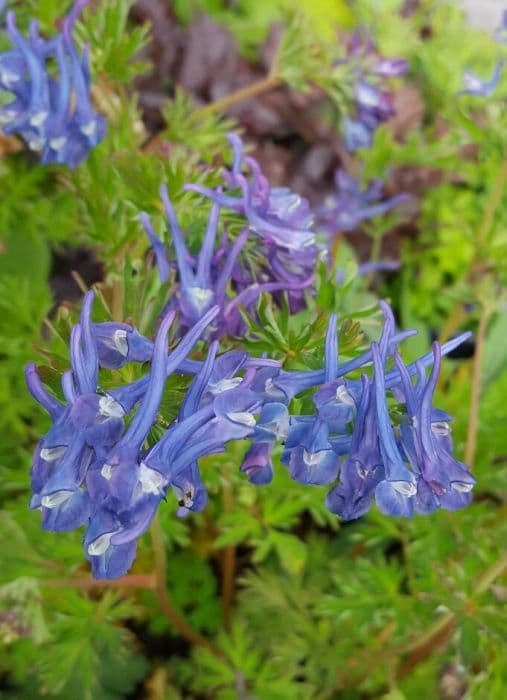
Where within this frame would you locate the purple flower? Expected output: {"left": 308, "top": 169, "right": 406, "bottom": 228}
{"left": 317, "top": 169, "right": 409, "bottom": 236}
{"left": 185, "top": 133, "right": 317, "bottom": 313}
{"left": 240, "top": 442, "right": 274, "bottom": 485}
{"left": 394, "top": 344, "right": 475, "bottom": 513}
{"left": 27, "top": 289, "right": 475, "bottom": 578}
{"left": 373, "top": 341, "right": 417, "bottom": 518}
{"left": 373, "top": 59, "right": 409, "bottom": 77}
{"left": 142, "top": 184, "right": 293, "bottom": 336}
{"left": 341, "top": 32, "right": 408, "bottom": 153}
{"left": 93, "top": 321, "right": 154, "bottom": 369}
{"left": 0, "top": 3, "right": 106, "bottom": 168}
{"left": 26, "top": 289, "right": 219, "bottom": 578}
{"left": 186, "top": 133, "right": 315, "bottom": 251}
{"left": 342, "top": 117, "right": 374, "bottom": 151}
{"left": 459, "top": 61, "right": 504, "bottom": 97}
{"left": 326, "top": 376, "right": 384, "bottom": 520}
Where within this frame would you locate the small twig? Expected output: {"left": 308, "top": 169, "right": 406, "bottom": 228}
{"left": 221, "top": 476, "right": 236, "bottom": 632}
{"left": 40, "top": 574, "right": 157, "bottom": 589}
{"left": 71, "top": 269, "right": 90, "bottom": 296}
{"left": 150, "top": 514, "right": 223, "bottom": 657}
{"left": 193, "top": 75, "right": 283, "bottom": 121}
{"left": 396, "top": 550, "right": 507, "bottom": 676}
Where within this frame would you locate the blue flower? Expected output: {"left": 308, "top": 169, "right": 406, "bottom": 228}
{"left": 317, "top": 169, "right": 409, "bottom": 236}
{"left": 342, "top": 117, "right": 374, "bottom": 151}
{"left": 373, "top": 341, "right": 417, "bottom": 518}
{"left": 459, "top": 61, "right": 504, "bottom": 97}
{"left": 394, "top": 344, "right": 475, "bottom": 513}
{"left": 240, "top": 442, "right": 274, "bottom": 485}
{"left": 141, "top": 184, "right": 255, "bottom": 336}
{"left": 185, "top": 133, "right": 317, "bottom": 314}
{"left": 0, "top": 3, "right": 106, "bottom": 168}
{"left": 93, "top": 321, "right": 155, "bottom": 369}
{"left": 326, "top": 376, "right": 384, "bottom": 520}
{"left": 27, "top": 289, "right": 475, "bottom": 578}
{"left": 341, "top": 32, "right": 408, "bottom": 153}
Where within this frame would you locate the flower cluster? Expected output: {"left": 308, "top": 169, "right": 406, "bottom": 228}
{"left": 185, "top": 133, "right": 318, "bottom": 314}
{"left": 142, "top": 134, "right": 319, "bottom": 334}
{"left": 340, "top": 33, "right": 408, "bottom": 152}
{"left": 0, "top": 2, "right": 106, "bottom": 168}
{"left": 26, "top": 291, "right": 282, "bottom": 578}
{"left": 27, "top": 290, "right": 474, "bottom": 578}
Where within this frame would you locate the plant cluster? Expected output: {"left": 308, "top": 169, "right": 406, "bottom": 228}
{"left": 0, "top": 1, "right": 506, "bottom": 699}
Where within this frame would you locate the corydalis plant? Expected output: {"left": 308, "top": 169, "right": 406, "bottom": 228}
{"left": 0, "top": 1, "right": 106, "bottom": 168}
{"left": 26, "top": 290, "right": 474, "bottom": 578}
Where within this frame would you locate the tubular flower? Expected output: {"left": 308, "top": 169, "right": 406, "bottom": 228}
{"left": 27, "top": 293, "right": 474, "bottom": 578}
{"left": 141, "top": 184, "right": 299, "bottom": 336}
{"left": 341, "top": 32, "right": 408, "bottom": 152}
{"left": 26, "top": 291, "right": 220, "bottom": 578}
{"left": 184, "top": 133, "right": 317, "bottom": 313}
{"left": 326, "top": 307, "right": 475, "bottom": 521}
{"left": 316, "top": 169, "right": 409, "bottom": 238}
{"left": 0, "top": 2, "right": 106, "bottom": 168}
{"left": 458, "top": 61, "right": 504, "bottom": 97}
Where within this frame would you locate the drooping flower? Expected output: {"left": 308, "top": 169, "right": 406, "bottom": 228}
{"left": 326, "top": 375, "right": 384, "bottom": 520}
{"left": 0, "top": 2, "right": 106, "bottom": 168}
{"left": 341, "top": 32, "right": 408, "bottom": 152}
{"left": 184, "top": 133, "right": 317, "bottom": 313}
{"left": 458, "top": 61, "right": 504, "bottom": 97}
{"left": 26, "top": 290, "right": 475, "bottom": 578}
{"left": 394, "top": 344, "right": 475, "bottom": 513}
{"left": 26, "top": 290, "right": 219, "bottom": 570}
{"left": 317, "top": 169, "right": 409, "bottom": 237}
{"left": 280, "top": 315, "right": 343, "bottom": 486}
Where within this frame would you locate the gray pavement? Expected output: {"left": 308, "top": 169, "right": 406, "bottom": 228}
{"left": 460, "top": 0, "right": 504, "bottom": 30}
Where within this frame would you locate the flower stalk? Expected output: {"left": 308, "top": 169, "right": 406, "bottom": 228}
{"left": 150, "top": 514, "right": 223, "bottom": 658}
{"left": 193, "top": 74, "right": 283, "bottom": 120}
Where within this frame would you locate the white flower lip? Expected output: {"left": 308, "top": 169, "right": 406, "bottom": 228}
{"left": 87, "top": 532, "right": 114, "bottom": 556}
{"left": 139, "top": 462, "right": 166, "bottom": 495}
{"left": 40, "top": 446, "right": 66, "bottom": 462}
{"left": 392, "top": 480, "right": 417, "bottom": 497}
{"left": 41, "top": 490, "right": 73, "bottom": 508}
{"left": 99, "top": 395, "right": 125, "bottom": 419}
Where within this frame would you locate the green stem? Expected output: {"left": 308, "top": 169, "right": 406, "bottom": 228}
{"left": 476, "top": 150, "right": 507, "bottom": 249}
{"left": 221, "top": 476, "right": 236, "bottom": 633}
{"left": 369, "top": 232, "right": 383, "bottom": 267}
{"left": 465, "top": 306, "right": 490, "bottom": 468}
{"left": 193, "top": 75, "right": 283, "bottom": 120}
{"left": 396, "top": 549, "right": 507, "bottom": 672}
{"left": 150, "top": 514, "right": 223, "bottom": 658}
{"left": 439, "top": 150, "right": 507, "bottom": 345}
